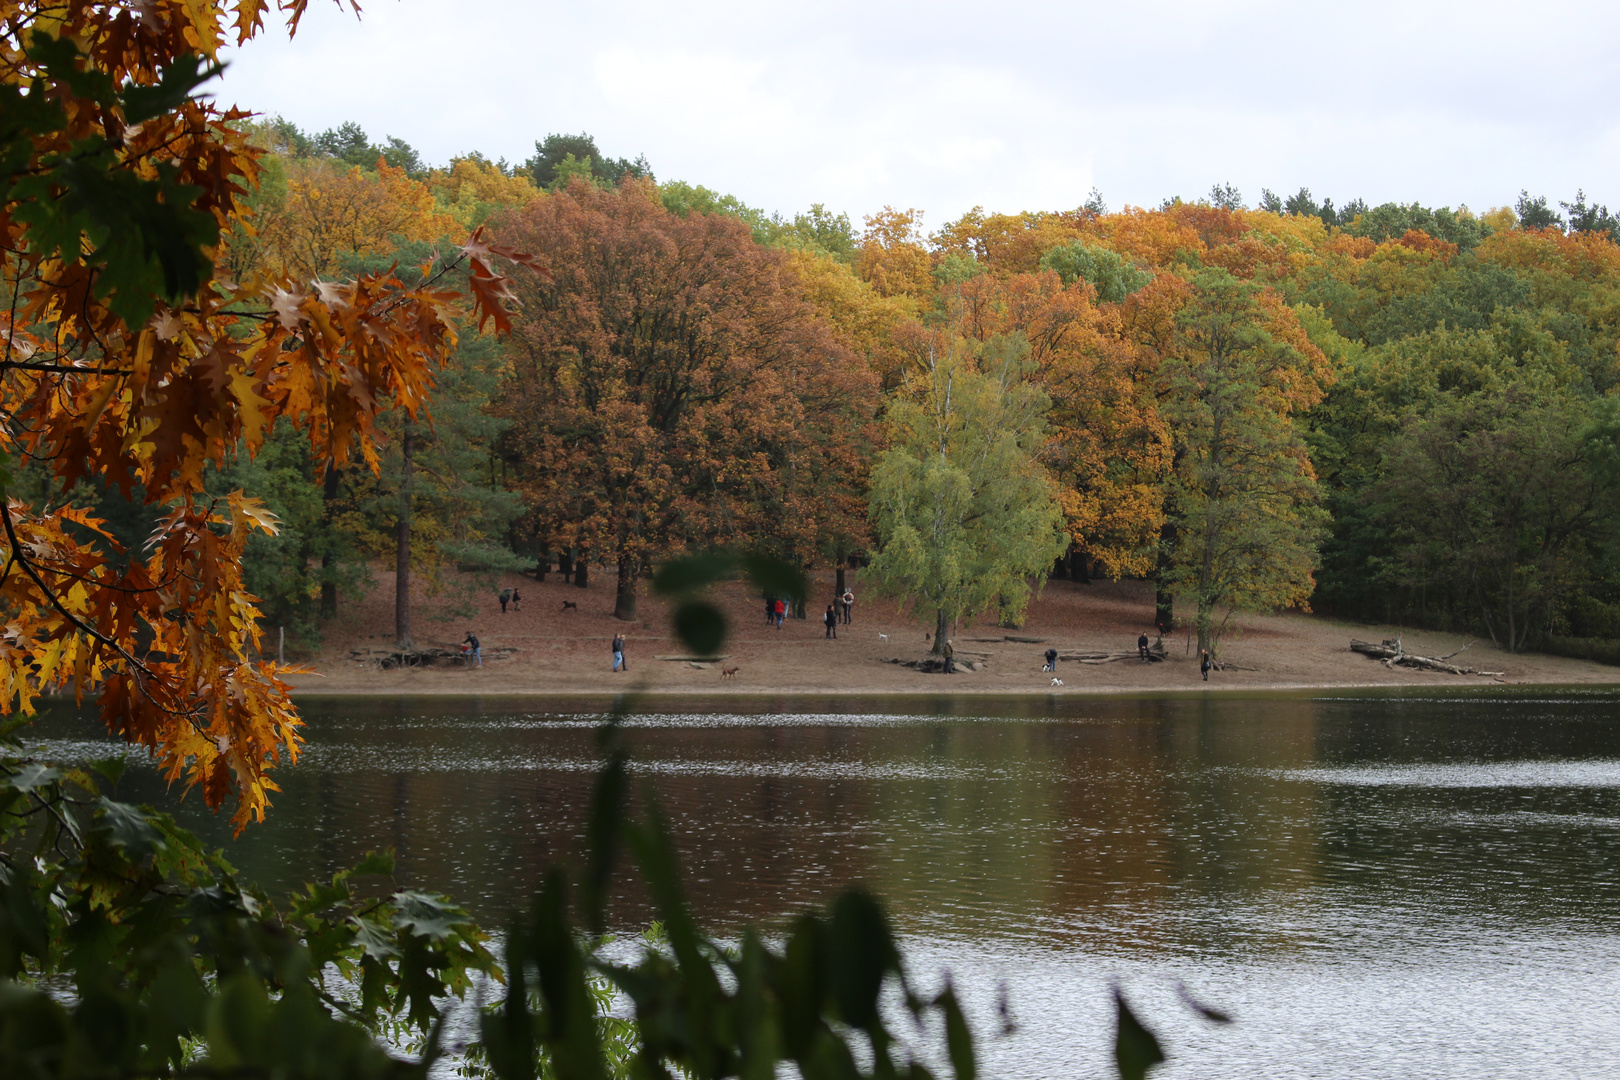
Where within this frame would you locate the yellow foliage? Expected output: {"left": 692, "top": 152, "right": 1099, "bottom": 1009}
{"left": 855, "top": 207, "right": 935, "bottom": 302}
{"left": 245, "top": 158, "right": 462, "bottom": 281}
{"left": 427, "top": 157, "right": 542, "bottom": 229}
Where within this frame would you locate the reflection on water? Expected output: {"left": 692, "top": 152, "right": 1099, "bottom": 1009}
{"left": 21, "top": 689, "right": 1620, "bottom": 1078}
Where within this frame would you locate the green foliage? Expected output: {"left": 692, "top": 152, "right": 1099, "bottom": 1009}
{"left": 1369, "top": 386, "right": 1618, "bottom": 651}
{"left": 657, "top": 182, "right": 856, "bottom": 259}
{"left": 0, "top": 732, "right": 498, "bottom": 1079}
{"left": 866, "top": 335, "right": 1069, "bottom": 644}
{"left": 525, "top": 133, "right": 651, "bottom": 189}
{"left": 0, "top": 34, "right": 221, "bottom": 325}
{"left": 1039, "top": 241, "right": 1152, "bottom": 303}
{"left": 1344, "top": 202, "right": 1492, "bottom": 252}
{"left": 1163, "top": 270, "right": 1328, "bottom": 653}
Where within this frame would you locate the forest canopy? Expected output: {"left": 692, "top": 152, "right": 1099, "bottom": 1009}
{"left": 59, "top": 106, "right": 1620, "bottom": 662}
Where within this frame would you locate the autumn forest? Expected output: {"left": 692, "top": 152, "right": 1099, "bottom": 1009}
{"left": 140, "top": 119, "right": 1617, "bottom": 661}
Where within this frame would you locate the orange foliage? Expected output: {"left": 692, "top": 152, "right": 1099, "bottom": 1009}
{"left": 1392, "top": 229, "right": 1459, "bottom": 260}
{"left": 1092, "top": 207, "right": 1204, "bottom": 268}
{"left": 495, "top": 180, "right": 880, "bottom": 613}
{"left": 855, "top": 207, "right": 935, "bottom": 303}
{"left": 0, "top": 0, "right": 534, "bottom": 829}
{"left": 1478, "top": 226, "right": 1620, "bottom": 283}
{"left": 241, "top": 158, "right": 462, "bottom": 281}
{"left": 934, "top": 208, "right": 1081, "bottom": 275}
{"left": 926, "top": 270, "right": 1177, "bottom": 574}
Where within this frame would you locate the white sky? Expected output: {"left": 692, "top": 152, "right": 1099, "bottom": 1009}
{"left": 219, "top": 0, "right": 1620, "bottom": 226}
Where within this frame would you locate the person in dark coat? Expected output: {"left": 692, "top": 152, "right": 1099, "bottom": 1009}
{"left": 1138, "top": 633, "right": 1150, "bottom": 661}
{"left": 499, "top": 588, "right": 511, "bottom": 613}
{"left": 462, "top": 631, "right": 481, "bottom": 668}
{"left": 1043, "top": 647, "right": 1058, "bottom": 673}
{"left": 824, "top": 604, "right": 838, "bottom": 639}
{"left": 942, "top": 639, "right": 955, "bottom": 674}
{"left": 613, "top": 634, "right": 626, "bottom": 672}
{"left": 1200, "top": 650, "right": 1212, "bottom": 681}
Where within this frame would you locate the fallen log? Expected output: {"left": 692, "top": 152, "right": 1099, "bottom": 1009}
{"left": 653, "top": 654, "right": 731, "bottom": 662}
{"left": 1350, "top": 637, "right": 1503, "bottom": 677}
{"left": 1059, "top": 642, "right": 1168, "bottom": 664}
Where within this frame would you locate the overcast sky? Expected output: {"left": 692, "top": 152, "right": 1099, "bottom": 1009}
{"left": 220, "top": 0, "right": 1620, "bottom": 226}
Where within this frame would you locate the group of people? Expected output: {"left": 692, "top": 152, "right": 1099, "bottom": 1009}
{"left": 469, "top": 582, "right": 1225, "bottom": 682}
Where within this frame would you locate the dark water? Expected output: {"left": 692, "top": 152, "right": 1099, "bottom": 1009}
{"left": 23, "top": 689, "right": 1620, "bottom": 1078}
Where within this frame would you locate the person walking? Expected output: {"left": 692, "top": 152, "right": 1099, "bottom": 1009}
{"left": 823, "top": 604, "right": 838, "bottom": 639}
{"left": 462, "top": 631, "right": 481, "bottom": 668}
{"left": 773, "top": 597, "right": 786, "bottom": 629}
{"left": 1138, "top": 633, "right": 1150, "bottom": 662}
{"left": 765, "top": 595, "right": 775, "bottom": 625}
{"left": 499, "top": 587, "right": 511, "bottom": 614}
{"left": 613, "top": 633, "right": 626, "bottom": 672}
{"left": 511, "top": 587, "right": 522, "bottom": 612}
{"left": 942, "top": 638, "right": 955, "bottom": 674}
{"left": 1043, "top": 646, "right": 1058, "bottom": 673}
{"left": 1200, "top": 649, "right": 1212, "bottom": 682}
{"left": 841, "top": 588, "right": 854, "bottom": 625}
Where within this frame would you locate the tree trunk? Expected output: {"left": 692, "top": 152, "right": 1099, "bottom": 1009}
{"left": 319, "top": 461, "right": 340, "bottom": 619}
{"left": 1051, "top": 554, "right": 1069, "bottom": 581}
{"left": 557, "top": 550, "right": 573, "bottom": 584}
{"left": 836, "top": 564, "right": 846, "bottom": 598}
{"left": 614, "top": 554, "right": 638, "bottom": 620}
{"left": 395, "top": 421, "right": 414, "bottom": 650}
{"left": 1196, "top": 598, "right": 1213, "bottom": 655}
{"left": 1074, "top": 549, "right": 1090, "bottom": 584}
{"left": 535, "top": 553, "right": 548, "bottom": 583}
{"left": 574, "top": 552, "right": 589, "bottom": 589}
{"left": 933, "top": 608, "right": 949, "bottom": 655}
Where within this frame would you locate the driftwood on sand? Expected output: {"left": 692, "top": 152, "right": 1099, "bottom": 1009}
{"left": 1059, "top": 641, "right": 1168, "bottom": 664}
{"left": 1350, "top": 637, "right": 1504, "bottom": 677}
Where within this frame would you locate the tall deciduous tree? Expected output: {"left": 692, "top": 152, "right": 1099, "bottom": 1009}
{"left": 495, "top": 179, "right": 878, "bottom": 619}
{"left": 867, "top": 329, "right": 1068, "bottom": 650}
{"left": 1162, "top": 270, "right": 1333, "bottom": 653}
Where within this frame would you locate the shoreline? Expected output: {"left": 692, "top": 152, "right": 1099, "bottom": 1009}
{"left": 289, "top": 569, "right": 1620, "bottom": 700}
{"left": 282, "top": 678, "right": 1620, "bottom": 699}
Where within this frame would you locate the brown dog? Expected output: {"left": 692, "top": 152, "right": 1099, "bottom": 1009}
{"left": 560, "top": 600, "right": 577, "bottom": 611}
{"left": 721, "top": 666, "right": 739, "bottom": 680}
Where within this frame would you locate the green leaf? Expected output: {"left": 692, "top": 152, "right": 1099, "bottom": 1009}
{"left": 120, "top": 53, "right": 222, "bottom": 124}
{"left": 350, "top": 916, "right": 401, "bottom": 962}
{"left": 581, "top": 746, "right": 628, "bottom": 934}
{"left": 351, "top": 850, "right": 397, "bottom": 877}
{"left": 672, "top": 600, "right": 726, "bottom": 656}
{"left": 391, "top": 890, "right": 470, "bottom": 942}
{"left": 3, "top": 762, "right": 61, "bottom": 793}
{"left": 1113, "top": 984, "right": 1165, "bottom": 1080}
{"left": 935, "top": 982, "right": 977, "bottom": 1080}
{"left": 652, "top": 552, "right": 736, "bottom": 596}
{"left": 85, "top": 758, "right": 127, "bottom": 787}
{"left": 96, "top": 798, "right": 162, "bottom": 857}
{"left": 827, "top": 889, "right": 901, "bottom": 1032}
{"left": 738, "top": 552, "right": 807, "bottom": 605}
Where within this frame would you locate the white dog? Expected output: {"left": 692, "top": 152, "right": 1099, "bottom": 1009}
{"left": 1050, "top": 677, "right": 1064, "bottom": 687}
{"left": 878, "top": 632, "right": 888, "bottom": 642}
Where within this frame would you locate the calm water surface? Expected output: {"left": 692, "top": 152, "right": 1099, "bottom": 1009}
{"left": 24, "top": 689, "right": 1620, "bottom": 1078}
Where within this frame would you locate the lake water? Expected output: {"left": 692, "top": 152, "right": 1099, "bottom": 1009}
{"left": 22, "top": 689, "right": 1620, "bottom": 1078}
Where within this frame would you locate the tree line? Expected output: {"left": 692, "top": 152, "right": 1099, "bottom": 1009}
{"left": 108, "top": 118, "right": 1620, "bottom": 658}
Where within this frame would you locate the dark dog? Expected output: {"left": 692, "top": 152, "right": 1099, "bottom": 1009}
{"left": 721, "top": 666, "right": 739, "bottom": 680}
{"left": 561, "top": 600, "right": 578, "bottom": 612}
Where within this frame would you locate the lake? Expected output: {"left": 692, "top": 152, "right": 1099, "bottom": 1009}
{"left": 22, "top": 689, "right": 1620, "bottom": 1078}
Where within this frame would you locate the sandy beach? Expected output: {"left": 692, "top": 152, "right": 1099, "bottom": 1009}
{"left": 283, "top": 568, "right": 1620, "bottom": 696}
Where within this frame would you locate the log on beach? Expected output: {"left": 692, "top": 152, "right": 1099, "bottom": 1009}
{"left": 1350, "top": 637, "right": 1503, "bottom": 677}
